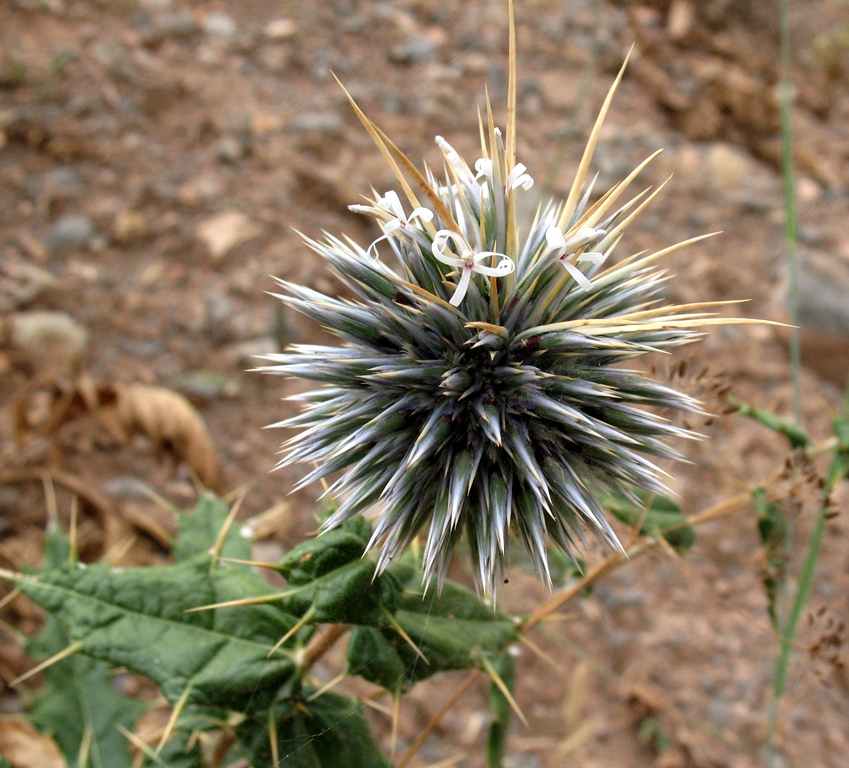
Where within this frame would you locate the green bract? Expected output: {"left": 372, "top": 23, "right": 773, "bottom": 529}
{"left": 263, "top": 59, "right": 744, "bottom": 594}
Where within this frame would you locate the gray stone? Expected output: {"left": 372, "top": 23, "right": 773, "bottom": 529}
{"left": 389, "top": 36, "right": 437, "bottom": 65}
{"left": 203, "top": 11, "right": 237, "bottom": 38}
{"left": 10, "top": 310, "right": 88, "bottom": 375}
{"left": 138, "top": 12, "right": 198, "bottom": 47}
{"left": 286, "top": 111, "right": 342, "bottom": 136}
{"left": 797, "top": 250, "right": 849, "bottom": 336}
{"left": 46, "top": 214, "right": 95, "bottom": 250}
{"left": 216, "top": 136, "right": 247, "bottom": 163}
{"left": 118, "top": 338, "right": 166, "bottom": 358}
{"left": 706, "top": 699, "right": 735, "bottom": 728}
{"left": 43, "top": 166, "right": 83, "bottom": 190}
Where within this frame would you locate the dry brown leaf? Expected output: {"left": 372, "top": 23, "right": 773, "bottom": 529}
{"left": 94, "top": 383, "right": 222, "bottom": 491}
{"left": 0, "top": 715, "right": 65, "bottom": 768}
{"left": 10, "top": 379, "right": 222, "bottom": 491}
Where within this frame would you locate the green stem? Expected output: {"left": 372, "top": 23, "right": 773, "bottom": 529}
{"left": 779, "top": 0, "right": 801, "bottom": 426}
{"left": 764, "top": 3, "right": 803, "bottom": 763}
{"left": 765, "top": 390, "right": 848, "bottom": 766}
{"left": 764, "top": 505, "right": 826, "bottom": 766}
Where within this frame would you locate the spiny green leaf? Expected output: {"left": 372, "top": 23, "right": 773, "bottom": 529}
{"left": 26, "top": 528, "right": 145, "bottom": 768}
{"left": 173, "top": 492, "right": 251, "bottom": 564}
{"left": 276, "top": 521, "right": 401, "bottom": 625}
{"left": 278, "top": 526, "right": 369, "bottom": 586}
{"left": 8, "top": 559, "right": 300, "bottom": 713}
{"left": 238, "top": 688, "right": 392, "bottom": 768}
{"left": 139, "top": 729, "right": 204, "bottom": 768}
{"left": 347, "top": 562, "right": 518, "bottom": 691}
{"left": 608, "top": 492, "right": 696, "bottom": 551}
{"left": 27, "top": 638, "right": 145, "bottom": 768}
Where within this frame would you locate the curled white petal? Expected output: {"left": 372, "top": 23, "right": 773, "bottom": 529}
{"left": 408, "top": 207, "right": 434, "bottom": 225}
{"left": 365, "top": 234, "right": 390, "bottom": 260}
{"left": 378, "top": 190, "right": 405, "bottom": 219}
{"left": 475, "top": 158, "right": 493, "bottom": 180}
{"left": 451, "top": 267, "right": 474, "bottom": 306}
{"left": 506, "top": 163, "right": 534, "bottom": 191}
{"left": 432, "top": 230, "right": 469, "bottom": 268}
{"left": 546, "top": 226, "right": 566, "bottom": 250}
{"left": 473, "top": 254, "right": 515, "bottom": 277}
{"left": 432, "top": 230, "right": 515, "bottom": 305}
{"left": 559, "top": 259, "right": 593, "bottom": 291}
{"left": 546, "top": 226, "right": 607, "bottom": 290}
{"left": 361, "top": 191, "right": 435, "bottom": 260}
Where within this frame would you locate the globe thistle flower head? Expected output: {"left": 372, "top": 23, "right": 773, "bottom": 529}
{"left": 262, "top": 37, "right": 756, "bottom": 595}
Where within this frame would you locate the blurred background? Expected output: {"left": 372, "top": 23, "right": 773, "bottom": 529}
{"left": 1, "top": 1, "right": 848, "bottom": 766}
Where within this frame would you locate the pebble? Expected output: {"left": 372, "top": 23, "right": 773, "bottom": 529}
{"left": 263, "top": 18, "right": 297, "bottom": 40}
{"left": 286, "top": 111, "right": 342, "bottom": 136}
{"left": 118, "top": 337, "right": 167, "bottom": 359}
{"left": 45, "top": 214, "right": 95, "bottom": 251}
{"left": 706, "top": 698, "right": 735, "bottom": 728}
{"left": 215, "top": 135, "right": 248, "bottom": 163}
{"left": 797, "top": 250, "right": 849, "bottom": 336}
{"left": 137, "top": 12, "right": 197, "bottom": 47}
{"left": 135, "top": 0, "right": 174, "bottom": 9}
{"left": 389, "top": 35, "right": 437, "bottom": 65}
{"left": 203, "top": 10, "right": 237, "bottom": 38}
{"left": 10, "top": 309, "right": 88, "bottom": 375}
{"left": 177, "top": 173, "right": 222, "bottom": 207}
{"left": 42, "top": 166, "right": 83, "bottom": 191}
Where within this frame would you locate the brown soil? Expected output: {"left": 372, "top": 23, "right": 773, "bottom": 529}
{"left": 1, "top": 1, "right": 848, "bottom": 767}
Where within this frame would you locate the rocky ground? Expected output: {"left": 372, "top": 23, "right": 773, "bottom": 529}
{"left": 1, "top": 1, "right": 849, "bottom": 767}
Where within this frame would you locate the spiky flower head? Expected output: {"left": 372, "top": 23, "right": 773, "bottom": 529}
{"left": 262, "top": 41, "right": 750, "bottom": 594}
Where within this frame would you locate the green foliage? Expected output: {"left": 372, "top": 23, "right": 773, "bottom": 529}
{"left": 139, "top": 730, "right": 204, "bottom": 768}
{"left": 173, "top": 491, "right": 252, "bottom": 563}
{"left": 752, "top": 487, "right": 788, "bottom": 629}
{"left": 26, "top": 529, "right": 146, "bottom": 768}
{"left": 608, "top": 492, "right": 696, "bottom": 551}
{"left": 3, "top": 495, "right": 525, "bottom": 767}
{"left": 486, "top": 651, "right": 515, "bottom": 768}
{"left": 828, "top": 411, "right": 849, "bottom": 488}
{"left": 347, "top": 561, "right": 519, "bottom": 692}
{"left": 238, "top": 689, "right": 392, "bottom": 768}
{"left": 275, "top": 519, "right": 401, "bottom": 624}
{"left": 733, "top": 399, "right": 810, "bottom": 450}
{"left": 15, "top": 559, "right": 300, "bottom": 713}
